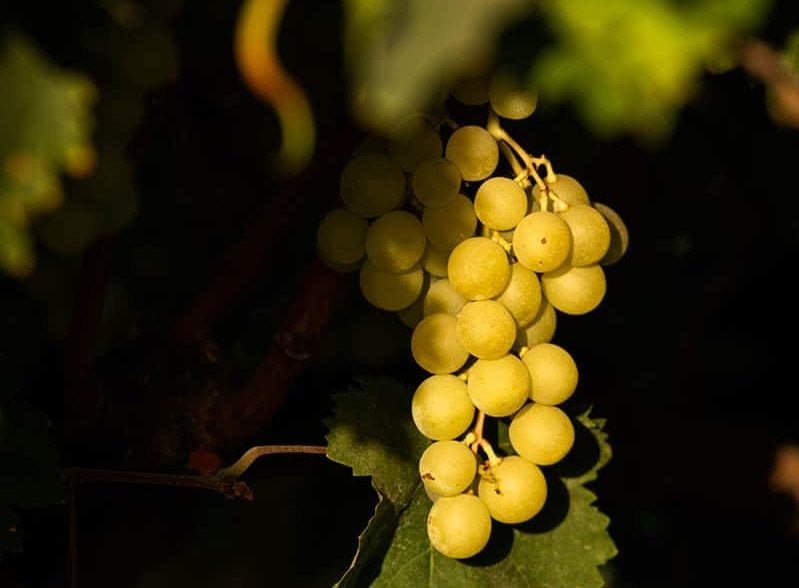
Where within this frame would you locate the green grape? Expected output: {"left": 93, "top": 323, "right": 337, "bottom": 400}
{"left": 388, "top": 119, "right": 443, "bottom": 173}
{"left": 593, "top": 202, "right": 630, "bottom": 266}
{"left": 412, "top": 157, "right": 462, "bottom": 209}
{"left": 478, "top": 456, "right": 547, "bottom": 524}
{"left": 466, "top": 354, "right": 530, "bottom": 417}
{"left": 359, "top": 259, "right": 424, "bottom": 311}
{"left": 422, "top": 194, "right": 477, "bottom": 251}
{"left": 558, "top": 204, "right": 611, "bottom": 267}
{"left": 396, "top": 272, "right": 432, "bottom": 329}
{"left": 512, "top": 212, "right": 572, "bottom": 273}
{"left": 412, "top": 374, "right": 475, "bottom": 440}
{"left": 521, "top": 343, "right": 578, "bottom": 405}
{"left": 315, "top": 207, "right": 369, "bottom": 268}
{"left": 419, "top": 440, "right": 478, "bottom": 497}
{"left": 532, "top": 173, "right": 591, "bottom": 208}
{"left": 411, "top": 312, "right": 470, "bottom": 375}
{"left": 424, "top": 278, "right": 466, "bottom": 316}
{"left": 427, "top": 494, "right": 492, "bottom": 559}
{"left": 509, "top": 403, "right": 575, "bottom": 466}
{"left": 365, "top": 210, "right": 426, "bottom": 273}
{"left": 422, "top": 243, "right": 450, "bottom": 277}
{"left": 339, "top": 153, "right": 406, "bottom": 218}
{"left": 473, "top": 176, "right": 528, "bottom": 230}
{"left": 514, "top": 298, "right": 557, "bottom": 350}
{"left": 456, "top": 300, "right": 516, "bottom": 359}
{"left": 495, "top": 262, "right": 542, "bottom": 327}
{"left": 444, "top": 125, "right": 499, "bottom": 182}
{"left": 448, "top": 237, "right": 510, "bottom": 300}
{"left": 488, "top": 72, "right": 538, "bottom": 121}
{"left": 541, "top": 264, "right": 606, "bottom": 315}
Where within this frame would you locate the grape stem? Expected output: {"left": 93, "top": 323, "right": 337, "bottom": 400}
{"left": 485, "top": 112, "right": 548, "bottom": 191}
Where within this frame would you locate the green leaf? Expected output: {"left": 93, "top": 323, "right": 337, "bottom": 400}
{"left": 532, "top": 0, "right": 773, "bottom": 141}
{"left": 326, "top": 376, "right": 617, "bottom": 587}
{"left": 0, "top": 31, "right": 97, "bottom": 277}
{"left": 343, "top": 0, "right": 531, "bottom": 131}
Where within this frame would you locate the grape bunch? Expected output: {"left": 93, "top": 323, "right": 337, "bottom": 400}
{"left": 317, "top": 74, "right": 629, "bottom": 560}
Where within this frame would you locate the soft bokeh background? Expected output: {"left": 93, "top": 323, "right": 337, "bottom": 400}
{"left": 2, "top": 0, "right": 799, "bottom": 586}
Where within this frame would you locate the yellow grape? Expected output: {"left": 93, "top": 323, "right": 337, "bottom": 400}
{"left": 422, "top": 244, "right": 450, "bottom": 277}
{"left": 593, "top": 202, "right": 630, "bottom": 266}
{"left": 521, "top": 343, "right": 578, "bottom": 406}
{"left": 419, "top": 440, "right": 478, "bottom": 497}
{"left": 532, "top": 173, "right": 591, "bottom": 208}
{"left": 427, "top": 494, "right": 492, "bottom": 559}
{"left": 541, "top": 264, "right": 606, "bottom": 315}
{"left": 315, "top": 207, "right": 369, "bottom": 267}
{"left": 558, "top": 204, "right": 611, "bottom": 267}
{"left": 509, "top": 403, "right": 575, "bottom": 466}
{"left": 411, "top": 312, "right": 470, "bottom": 375}
{"left": 412, "top": 157, "right": 462, "bottom": 209}
{"left": 444, "top": 125, "right": 499, "bottom": 182}
{"left": 388, "top": 119, "right": 443, "bottom": 173}
{"left": 513, "top": 298, "right": 557, "bottom": 350}
{"left": 447, "top": 237, "right": 510, "bottom": 300}
{"left": 339, "top": 153, "right": 406, "bottom": 218}
{"left": 474, "top": 176, "right": 528, "bottom": 230}
{"left": 466, "top": 354, "right": 530, "bottom": 417}
{"left": 456, "top": 300, "right": 516, "bottom": 359}
{"left": 478, "top": 456, "right": 547, "bottom": 524}
{"left": 365, "top": 210, "right": 427, "bottom": 273}
{"left": 488, "top": 72, "right": 538, "bottom": 121}
{"left": 412, "top": 374, "right": 475, "bottom": 440}
{"left": 423, "top": 278, "right": 466, "bottom": 316}
{"left": 495, "top": 262, "right": 542, "bottom": 327}
{"left": 422, "top": 194, "right": 477, "bottom": 251}
{"left": 512, "top": 211, "right": 572, "bottom": 273}
{"left": 359, "top": 260, "right": 424, "bottom": 311}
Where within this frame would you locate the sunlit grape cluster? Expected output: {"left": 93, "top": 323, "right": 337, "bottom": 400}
{"left": 317, "top": 75, "right": 628, "bottom": 560}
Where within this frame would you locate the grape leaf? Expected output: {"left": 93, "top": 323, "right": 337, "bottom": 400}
{"left": 342, "top": 0, "right": 531, "bottom": 131}
{"left": 326, "top": 376, "right": 617, "bottom": 587}
{"left": 0, "top": 31, "right": 97, "bottom": 277}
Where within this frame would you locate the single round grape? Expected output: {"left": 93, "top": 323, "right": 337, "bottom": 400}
{"left": 488, "top": 73, "right": 538, "bottom": 121}
{"left": 509, "top": 403, "right": 575, "bottom": 466}
{"left": 422, "top": 194, "right": 477, "bottom": 251}
{"left": 558, "top": 204, "right": 611, "bottom": 267}
{"left": 427, "top": 494, "right": 492, "bottom": 559}
{"left": 444, "top": 125, "right": 499, "bottom": 182}
{"left": 419, "top": 440, "right": 478, "bottom": 497}
{"left": 424, "top": 278, "right": 466, "bottom": 316}
{"left": 316, "top": 207, "right": 369, "bottom": 267}
{"left": 422, "top": 244, "right": 450, "bottom": 277}
{"left": 412, "top": 374, "right": 475, "bottom": 440}
{"left": 532, "top": 173, "right": 591, "bottom": 208}
{"left": 474, "top": 176, "right": 528, "bottom": 230}
{"left": 593, "top": 202, "right": 630, "bottom": 266}
{"left": 541, "top": 264, "right": 606, "bottom": 315}
{"left": 388, "top": 119, "right": 443, "bottom": 173}
{"left": 448, "top": 237, "right": 510, "bottom": 300}
{"left": 495, "top": 262, "right": 542, "bottom": 327}
{"left": 359, "top": 260, "right": 424, "bottom": 311}
{"left": 467, "top": 354, "right": 530, "bottom": 417}
{"left": 521, "top": 343, "right": 578, "bottom": 405}
{"left": 339, "top": 153, "right": 406, "bottom": 218}
{"left": 412, "top": 158, "right": 462, "bottom": 209}
{"left": 365, "top": 210, "right": 427, "bottom": 273}
{"left": 512, "top": 212, "right": 572, "bottom": 273}
{"left": 478, "top": 456, "right": 547, "bottom": 524}
{"left": 456, "top": 300, "right": 516, "bottom": 359}
{"left": 411, "top": 312, "right": 470, "bottom": 374}
{"left": 514, "top": 298, "right": 557, "bottom": 350}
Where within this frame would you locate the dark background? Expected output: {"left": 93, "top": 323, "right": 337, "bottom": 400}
{"left": 2, "top": 0, "right": 799, "bottom": 586}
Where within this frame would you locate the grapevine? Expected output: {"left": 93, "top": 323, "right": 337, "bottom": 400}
{"left": 317, "top": 72, "right": 629, "bottom": 561}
